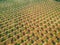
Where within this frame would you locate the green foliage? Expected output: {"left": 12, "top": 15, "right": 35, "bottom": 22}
{"left": 5, "top": 31, "right": 10, "bottom": 35}
{"left": 0, "top": 34, "right": 4, "bottom": 37}
{"left": 1, "top": 38, "right": 6, "bottom": 42}
{"left": 0, "top": 24, "right": 2, "bottom": 27}
{"left": 8, "top": 34, "right": 13, "bottom": 38}
{"left": 0, "top": 0, "right": 6, "bottom": 2}
{"left": 15, "top": 43, "right": 20, "bottom": 45}
{"left": 27, "top": 44, "right": 31, "bottom": 45}
{"left": 55, "top": 0, "right": 60, "bottom": 2}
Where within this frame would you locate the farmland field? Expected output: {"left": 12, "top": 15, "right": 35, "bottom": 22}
{"left": 0, "top": 0, "right": 60, "bottom": 45}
